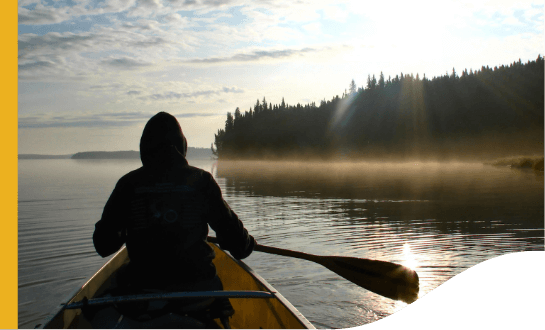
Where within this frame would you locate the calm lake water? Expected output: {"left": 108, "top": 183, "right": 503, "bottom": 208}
{"left": 18, "top": 159, "right": 544, "bottom": 328}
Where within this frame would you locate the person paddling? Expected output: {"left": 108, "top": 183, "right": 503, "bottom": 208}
{"left": 91, "top": 111, "right": 255, "bottom": 327}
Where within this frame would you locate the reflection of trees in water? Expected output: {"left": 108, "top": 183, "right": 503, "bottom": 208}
{"left": 217, "top": 161, "right": 544, "bottom": 238}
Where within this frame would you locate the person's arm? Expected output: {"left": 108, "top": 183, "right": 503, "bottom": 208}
{"left": 205, "top": 174, "right": 255, "bottom": 259}
{"left": 93, "top": 178, "right": 129, "bottom": 257}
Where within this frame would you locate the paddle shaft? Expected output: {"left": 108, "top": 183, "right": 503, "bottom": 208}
{"left": 207, "top": 236, "right": 419, "bottom": 303}
{"left": 208, "top": 236, "right": 318, "bottom": 260}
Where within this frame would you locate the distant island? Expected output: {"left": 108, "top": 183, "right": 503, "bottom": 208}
{"left": 19, "top": 147, "right": 213, "bottom": 160}
{"left": 71, "top": 147, "right": 213, "bottom": 160}
{"left": 18, "top": 154, "right": 73, "bottom": 159}
{"left": 71, "top": 150, "right": 139, "bottom": 159}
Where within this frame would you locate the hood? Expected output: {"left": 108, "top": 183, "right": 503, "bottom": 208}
{"left": 140, "top": 112, "right": 188, "bottom": 167}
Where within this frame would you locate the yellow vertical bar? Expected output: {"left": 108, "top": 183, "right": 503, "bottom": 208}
{"left": 1, "top": 1, "right": 18, "bottom": 328}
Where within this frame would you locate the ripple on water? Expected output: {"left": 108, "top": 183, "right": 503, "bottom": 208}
{"left": 18, "top": 160, "right": 544, "bottom": 328}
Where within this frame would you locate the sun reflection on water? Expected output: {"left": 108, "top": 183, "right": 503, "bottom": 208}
{"left": 402, "top": 242, "right": 418, "bottom": 270}
{"left": 392, "top": 242, "right": 421, "bottom": 312}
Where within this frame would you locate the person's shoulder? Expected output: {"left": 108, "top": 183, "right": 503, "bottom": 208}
{"left": 117, "top": 166, "right": 146, "bottom": 183}
{"left": 185, "top": 164, "right": 214, "bottom": 181}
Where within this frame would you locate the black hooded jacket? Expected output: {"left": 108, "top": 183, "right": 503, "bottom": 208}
{"left": 93, "top": 112, "right": 255, "bottom": 286}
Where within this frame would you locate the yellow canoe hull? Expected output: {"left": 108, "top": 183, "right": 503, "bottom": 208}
{"left": 39, "top": 243, "right": 315, "bottom": 329}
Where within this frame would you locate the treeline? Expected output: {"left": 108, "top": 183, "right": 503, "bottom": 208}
{"left": 213, "top": 55, "right": 544, "bottom": 161}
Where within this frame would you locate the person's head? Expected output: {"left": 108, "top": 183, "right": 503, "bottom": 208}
{"left": 140, "top": 112, "right": 187, "bottom": 167}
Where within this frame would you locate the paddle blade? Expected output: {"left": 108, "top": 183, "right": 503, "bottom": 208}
{"left": 322, "top": 256, "right": 419, "bottom": 304}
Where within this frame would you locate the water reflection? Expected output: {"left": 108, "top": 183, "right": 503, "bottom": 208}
{"left": 17, "top": 159, "right": 543, "bottom": 329}
{"left": 217, "top": 161, "right": 544, "bottom": 234}
{"left": 401, "top": 243, "right": 418, "bottom": 271}
{"left": 215, "top": 160, "right": 543, "bottom": 328}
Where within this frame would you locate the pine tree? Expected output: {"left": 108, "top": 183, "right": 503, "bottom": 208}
{"left": 234, "top": 107, "right": 241, "bottom": 122}
{"left": 254, "top": 99, "right": 261, "bottom": 115}
{"left": 349, "top": 79, "right": 357, "bottom": 94}
{"left": 225, "top": 112, "right": 234, "bottom": 131}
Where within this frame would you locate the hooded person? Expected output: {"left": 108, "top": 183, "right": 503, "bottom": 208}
{"left": 93, "top": 111, "right": 255, "bottom": 291}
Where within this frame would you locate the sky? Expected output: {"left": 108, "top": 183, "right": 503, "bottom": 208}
{"left": 17, "top": 0, "right": 544, "bottom": 154}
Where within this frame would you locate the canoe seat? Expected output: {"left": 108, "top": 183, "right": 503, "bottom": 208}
{"left": 81, "top": 290, "right": 236, "bottom": 329}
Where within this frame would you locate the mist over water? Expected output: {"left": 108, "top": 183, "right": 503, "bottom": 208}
{"left": 214, "top": 161, "right": 543, "bottom": 327}
{"left": 18, "top": 159, "right": 543, "bottom": 328}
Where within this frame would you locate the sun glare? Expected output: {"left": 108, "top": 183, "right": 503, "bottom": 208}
{"left": 402, "top": 242, "right": 418, "bottom": 271}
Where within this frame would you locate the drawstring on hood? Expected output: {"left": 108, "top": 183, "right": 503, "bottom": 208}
{"left": 140, "top": 112, "right": 188, "bottom": 168}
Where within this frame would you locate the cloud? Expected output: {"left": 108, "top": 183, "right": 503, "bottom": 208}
{"left": 146, "top": 86, "right": 246, "bottom": 100}
{"left": 174, "top": 112, "right": 220, "bottom": 118}
{"left": 185, "top": 46, "right": 324, "bottom": 64}
{"left": 17, "top": 27, "right": 182, "bottom": 80}
{"left": 150, "top": 91, "right": 184, "bottom": 100}
{"left": 18, "top": 32, "right": 96, "bottom": 60}
{"left": 302, "top": 22, "right": 321, "bottom": 34}
{"left": 18, "top": 60, "right": 56, "bottom": 71}
{"left": 18, "top": 3, "right": 74, "bottom": 25}
{"left": 502, "top": 16, "right": 524, "bottom": 26}
{"left": 18, "top": 110, "right": 219, "bottom": 129}
{"left": 222, "top": 87, "right": 244, "bottom": 93}
{"left": 140, "top": 0, "right": 164, "bottom": 9}
{"left": 18, "top": 0, "right": 39, "bottom": 6}
{"left": 101, "top": 57, "right": 153, "bottom": 69}
{"left": 18, "top": 55, "right": 73, "bottom": 79}
{"left": 128, "top": 0, "right": 165, "bottom": 17}
{"left": 18, "top": 0, "right": 140, "bottom": 25}
{"left": 18, "top": 115, "right": 140, "bottom": 129}
{"left": 163, "top": 13, "right": 185, "bottom": 22}
{"left": 98, "top": 0, "right": 139, "bottom": 13}
{"left": 322, "top": 5, "right": 349, "bottom": 22}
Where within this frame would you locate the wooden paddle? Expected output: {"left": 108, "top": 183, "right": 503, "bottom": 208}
{"left": 207, "top": 236, "right": 419, "bottom": 304}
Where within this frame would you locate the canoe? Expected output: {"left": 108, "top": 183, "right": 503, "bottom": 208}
{"left": 37, "top": 242, "right": 315, "bottom": 329}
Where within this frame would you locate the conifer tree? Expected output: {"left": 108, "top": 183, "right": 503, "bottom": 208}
{"left": 225, "top": 112, "right": 234, "bottom": 131}
{"left": 349, "top": 79, "right": 357, "bottom": 94}
{"left": 254, "top": 99, "right": 261, "bottom": 115}
{"left": 234, "top": 107, "right": 241, "bottom": 123}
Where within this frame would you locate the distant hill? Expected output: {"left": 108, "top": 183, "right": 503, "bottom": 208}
{"left": 70, "top": 147, "right": 213, "bottom": 160}
{"left": 186, "top": 147, "right": 215, "bottom": 159}
{"left": 18, "top": 154, "right": 73, "bottom": 159}
{"left": 71, "top": 150, "right": 139, "bottom": 159}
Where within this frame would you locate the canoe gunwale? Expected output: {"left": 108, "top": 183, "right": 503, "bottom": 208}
{"left": 214, "top": 243, "right": 315, "bottom": 329}
{"left": 39, "top": 243, "right": 316, "bottom": 329}
{"left": 37, "top": 247, "right": 128, "bottom": 329}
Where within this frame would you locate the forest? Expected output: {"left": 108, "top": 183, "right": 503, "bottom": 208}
{"left": 213, "top": 55, "right": 544, "bottom": 161}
